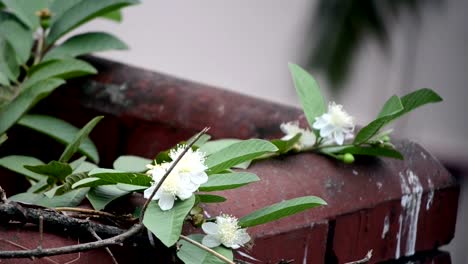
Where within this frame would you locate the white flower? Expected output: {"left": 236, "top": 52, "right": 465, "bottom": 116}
{"left": 313, "top": 102, "right": 354, "bottom": 145}
{"left": 280, "top": 121, "right": 316, "bottom": 149}
{"left": 143, "top": 147, "right": 208, "bottom": 211}
{"left": 144, "top": 163, "right": 198, "bottom": 210}
{"left": 202, "top": 214, "right": 251, "bottom": 249}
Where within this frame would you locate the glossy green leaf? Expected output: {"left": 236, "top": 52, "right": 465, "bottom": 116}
{"left": 0, "top": 37, "right": 19, "bottom": 81}
{"left": 0, "top": 71, "right": 9, "bottom": 86}
{"left": 24, "top": 161, "right": 72, "bottom": 181}
{"left": 59, "top": 116, "right": 103, "bottom": 163}
{"left": 198, "top": 139, "right": 242, "bottom": 156}
{"left": 9, "top": 188, "right": 89, "bottom": 207}
{"left": 238, "top": 196, "right": 326, "bottom": 227}
{"left": 115, "top": 183, "right": 147, "bottom": 192}
{"left": 53, "top": 172, "right": 89, "bottom": 195}
{"left": 113, "top": 155, "right": 152, "bottom": 172}
{"left": 0, "top": 78, "right": 65, "bottom": 135}
{"left": 354, "top": 89, "right": 442, "bottom": 145}
{"left": 49, "top": 0, "right": 81, "bottom": 24}
{"left": 18, "top": 114, "right": 100, "bottom": 163}
{"left": 177, "top": 234, "right": 233, "bottom": 264}
{"left": 27, "top": 177, "right": 50, "bottom": 193}
{"left": 199, "top": 172, "right": 259, "bottom": 192}
{"left": 89, "top": 168, "right": 152, "bottom": 186}
{"left": 143, "top": 196, "right": 196, "bottom": 247}
{"left": 99, "top": 9, "right": 122, "bottom": 22}
{"left": 87, "top": 185, "right": 128, "bottom": 210}
{"left": 377, "top": 95, "right": 403, "bottom": 118}
{"left": 0, "top": 155, "right": 46, "bottom": 181}
{"left": 288, "top": 63, "right": 326, "bottom": 128}
{"left": 0, "top": 19, "right": 33, "bottom": 64}
{"left": 43, "top": 32, "right": 127, "bottom": 61}
{"left": 196, "top": 194, "right": 226, "bottom": 203}
{"left": 23, "top": 58, "right": 96, "bottom": 89}
{"left": 0, "top": 133, "right": 7, "bottom": 146}
{"left": 320, "top": 145, "right": 403, "bottom": 159}
{"left": 46, "top": 0, "right": 139, "bottom": 45}
{"left": 1, "top": 0, "right": 50, "bottom": 29}
{"left": 205, "top": 139, "right": 278, "bottom": 174}
{"left": 271, "top": 133, "right": 302, "bottom": 154}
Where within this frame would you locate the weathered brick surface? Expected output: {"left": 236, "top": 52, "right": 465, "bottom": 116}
{"left": 0, "top": 56, "right": 458, "bottom": 263}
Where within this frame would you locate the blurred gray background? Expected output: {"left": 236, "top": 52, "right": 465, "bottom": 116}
{"left": 75, "top": 1, "right": 467, "bottom": 263}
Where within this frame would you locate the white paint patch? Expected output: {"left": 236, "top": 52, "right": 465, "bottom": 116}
{"left": 376, "top": 182, "right": 383, "bottom": 190}
{"left": 395, "top": 170, "right": 423, "bottom": 259}
{"left": 382, "top": 215, "right": 390, "bottom": 239}
{"left": 203, "top": 211, "right": 211, "bottom": 218}
{"left": 426, "top": 179, "right": 434, "bottom": 211}
{"left": 217, "top": 104, "right": 225, "bottom": 115}
{"left": 420, "top": 151, "right": 427, "bottom": 159}
{"left": 352, "top": 169, "right": 359, "bottom": 175}
{"left": 237, "top": 251, "right": 261, "bottom": 262}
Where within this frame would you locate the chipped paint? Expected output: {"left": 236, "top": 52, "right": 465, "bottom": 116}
{"left": 352, "top": 169, "right": 358, "bottom": 175}
{"left": 426, "top": 179, "right": 434, "bottom": 210}
{"left": 395, "top": 170, "right": 423, "bottom": 259}
{"left": 376, "top": 182, "right": 383, "bottom": 190}
{"left": 420, "top": 151, "right": 427, "bottom": 159}
{"left": 382, "top": 215, "right": 390, "bottom": 239}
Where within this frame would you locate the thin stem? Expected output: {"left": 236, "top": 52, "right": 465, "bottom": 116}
{"left": 88, "top": 227, "right": 118, "bottom": 264}
{"left": 179, "top": 235, "right": 234, "bottom": 264}
{"left": 139, "top": 127, "right": 209, "bottom": 223}
{"left": 33, "top": 28, "right": 45, "bottom": 65}
{"left": 55, "top": 207, "right": 121, "bottom": 219}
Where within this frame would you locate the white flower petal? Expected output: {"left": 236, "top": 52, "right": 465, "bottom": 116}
{"left": 202, "top": 222, "right": 219, "bottom": 235}
{"left": 158, "top": 193, "right": 175, "bottom": 211}
{"left": 319, "top": 124, "right": 335, "bottom": 137}
{"left": 190, "top": 172, "right": 208, "bottom": 185}
{"left": 334, "top": 131, "right": 345, "bottom": 145}
{"left": 236, "top": 230, "right": 251, "bottom": 245}
{"left": 143, "top": 186, "right": 156, "bottom": 200}
{"left": 202, "top": 235, "right": 221, "bottom": 248}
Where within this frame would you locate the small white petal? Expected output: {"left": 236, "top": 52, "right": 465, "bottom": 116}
{"left": 334, "top": 131, "right": 345, "bottom": 145}
{"left": 143, "top": 186, "right": 156, "bottom": 200}
{"left": 158, "top": 193, "right": 175, "bottom": 211}
{"left": 190, "top": 172, "right": 208, "bottom": 185}
{"left": 236, "top": 230, "right": 251, "bottom": 245}
{"left": 202, "top": 235, "right": 221, "bottom": 248}
{"left": 202, "top": 222, "right": 219, "bottom": 235}
{"left": 319, "top": 124, "right": 335, "bottom": 137}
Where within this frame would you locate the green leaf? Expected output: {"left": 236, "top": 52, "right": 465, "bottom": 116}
{"left": 18, "top": 114, "right": 100, "bottom": 163}
{"left": 99, "top": 9, "right": 122, "bottom": 22}
{"left": 186, "top": 133, "right": 212, "bottom": 149}
{"left": 43, "top": 32, "right": 128, "bottom": 61}
{"left": 177, "top": 234, "right": 233, "bottom": 264}
{"left": 143, "top": 196, "right": 195, "bottom": 247}
{"left": 0, "top": 78, "right": 65, "bottom": 135}
{"left": 0, "top": 133, "right": 7, "bottom": 146}
{"left": 0, "top": 19, "right": 33, "bottom": 64}
{"left": 397, "top": 88, "right": 443, "bottom": 118}
{"left": 288, "top": 63, "right": 326, "bottom": 128}
{"left": 377, "top": 95, "right": 404, "bottom": 118}
{"left": 320, "top": 145, "right": 404, "bottom": 159}
{"left": 24, "top": 161, "right": 72, "bottom": 181}
{"left": 72, "top": 177, "right": 100, "bottom": 189}
{"left": 0, "top": 37, "right": 19, "bottom": 81}
{"left": 9, "top": 188, "right": 89, "bottom": 207}
{"left": 205, "top": 139, "right": 278, "bottom": 174}
{"left": 238, "top": 196, "right": 326, "bottom": 228}
{"left": 198, "top": 139, "right": 241, "bottom": 156}
{"left": 115, "top": 183, "right": 147, "bottom": 192}
{"left": 23, "top": 58, "right": 96, "bottom": 89}
{"left": 199, "top": 172, "right": 259, "bottom": 192}
{"left": 49, "top": 0, "right": 81, "bottom": 24}
{"left": 113, "top": 155, "right": 151, "bottom": 172}
{"left": 46, "top": 0, "right": 139, "bottom": 45}
{"left": 87, "top": 185, "right": 128, "bottom": 210}
{"left": 0, "top": 71, "right": 9, "bottom": 86}
{"left": 196, "top": 194, "right": 226, "bottom": 203}
{"left": 89, "top": 168, "right": 152, "bottom": 186}
{"left": 271, "top": 133, "right": 302, "bottom": 154}
{"left": 53, "top": 172, "right": 89, "bottom": 195}
{"left": 27, "top": 177, "right": 50, "bottom": 193}
{"left": 1, "top": 0, "right": 50, "bottom": 29}
{"left": 0, "top": 155, "right": 46, "bottom": 181}
{"left": 59, "top": 116, "right": 103, "bottom": 163}
{"left": 354, "top": 89, "right": 442, "bottom": 145}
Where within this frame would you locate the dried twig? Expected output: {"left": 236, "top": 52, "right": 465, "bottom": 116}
{"left": 0, "top": 128, "right": 209, "bottom": 259}
{"left": 88, "top": 227, "right": 118, "bottom": 264}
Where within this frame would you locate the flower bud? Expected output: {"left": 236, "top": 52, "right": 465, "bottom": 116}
{"left": 343, "top": 153, "right": 355, "bottom": 164}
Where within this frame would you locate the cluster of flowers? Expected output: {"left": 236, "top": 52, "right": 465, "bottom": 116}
{"left": 281, "top": 102, "right": 355, "bottom": 149}
{"left": 144, "top": 145, "right": 251, "bottom": 249}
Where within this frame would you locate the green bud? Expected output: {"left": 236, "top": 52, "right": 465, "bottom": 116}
{"left": 382, "top": 135, "right": 391, "bottom": 142}
{"left": 343, "top": 153, "right": 355, "bottom": 164}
